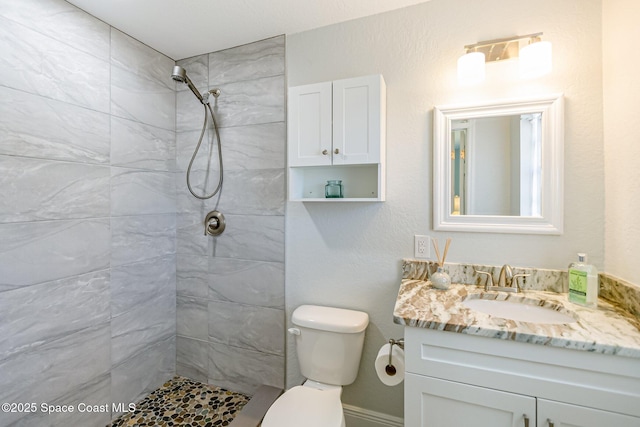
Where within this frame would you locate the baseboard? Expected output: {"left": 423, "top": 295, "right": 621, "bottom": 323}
{"left": 343, "top": 403, "right": 404, "bottom": 427}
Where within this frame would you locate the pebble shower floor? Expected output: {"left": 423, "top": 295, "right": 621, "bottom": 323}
{"left": 109, "top": 376, "right": 249, "bottom": 427}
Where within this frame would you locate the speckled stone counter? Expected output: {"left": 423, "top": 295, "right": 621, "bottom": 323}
{"left": 393, "top": 261, "right": 640, "bottom": 359}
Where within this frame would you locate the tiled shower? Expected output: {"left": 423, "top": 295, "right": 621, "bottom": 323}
{"left": 0, "top": 0, "right": 285, "bottom": 425}
{"left": 174, "top": 38, "right": 286, "bottom": 394}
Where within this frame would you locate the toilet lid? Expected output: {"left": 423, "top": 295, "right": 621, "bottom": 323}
{"left": 261, "top": 386, "right": 343, "bottom": 427}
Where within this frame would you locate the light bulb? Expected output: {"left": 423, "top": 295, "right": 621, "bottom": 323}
{"left": 519, "top": 40, "right": 552, "bottom": 79}
{"left": 457, "top": 51, "right": 485, "bottom": 86}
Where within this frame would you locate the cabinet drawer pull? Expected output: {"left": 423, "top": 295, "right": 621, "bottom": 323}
{"left": 334, "top": 148, "right": 340, "bottom": 154}
{"left": 547, "top": 420, "right": 554, "bottom": 427}
{"left": 322, "top": 149, "right": 328, "bottom": 155}
{"left": 523, "top": 414, "right": 530, "bottom": 427}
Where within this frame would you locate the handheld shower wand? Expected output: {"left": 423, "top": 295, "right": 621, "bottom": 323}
{"left": 171, "top": 65, "right": 224, "bottom": 203}
{"left": 171, "top": 65, "right": 204, "bottom": 103}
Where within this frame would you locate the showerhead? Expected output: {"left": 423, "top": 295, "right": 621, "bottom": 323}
{"left": 171, "top": 65, "right": 204, "bottom": 103}
{"left": 171, "top": 65, "right": 187, "bottom": 83}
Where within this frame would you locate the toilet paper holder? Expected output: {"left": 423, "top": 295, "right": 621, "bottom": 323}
{"left": 385, "top": 338, "right": 404, "bottom": 376}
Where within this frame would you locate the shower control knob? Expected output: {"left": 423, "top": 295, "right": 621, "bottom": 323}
{"left": 322, "top": 149, "right": 328, "bottom": 155}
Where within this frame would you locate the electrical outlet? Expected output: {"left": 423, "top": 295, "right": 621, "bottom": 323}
{"left": 414, "top": 235, "right": 430, "bottom": 259}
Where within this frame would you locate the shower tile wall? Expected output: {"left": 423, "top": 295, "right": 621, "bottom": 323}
{"left": 175, "top": 36, "right": 286, "bottom": 395}
{"left": 0, "top": 0, "right": 176, "bottom": 425}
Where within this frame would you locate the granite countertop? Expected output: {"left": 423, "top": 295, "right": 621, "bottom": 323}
{"left": 393, "top": 279, "right": 640, "bottom": 359}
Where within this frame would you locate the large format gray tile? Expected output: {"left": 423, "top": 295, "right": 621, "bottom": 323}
{"left": 176, "top": 336, "right": 209, "bottom": 383}
{"left": 0, "top": 156, "right": 109, "bottom": 223}
{"left": 10, "top": 374, "right": 111, "bottom": 427}
{"left": 110, "top": 65, "right": 175, "bottom": 131}
{"left": 110, "top": 214, "right": 176, "bottom": 267}
{"left": 177, "top": 254, "right": 209, "bottom": 299}
{"left": 215, "top": 75, "right": 284, "bottom": 128}
{"left": 0, "top": 86, "right": 110, "bottom": 164}
{"left": 209, "top": 214, "right": 284, "bottom": 262}
{"left": 209, "top": 36, "right": 285, "bottom": 85}
{"left": 111, "top": 116, "right": 176, "bottom": 171}
{"left": 176, "top": 213, "right": 209, "bottom": 256}
{"left": 219, "top": 122, "right": 285, "bottom": 171}
{"left": 110, "top": 29, "right": 174, "bottom": 90}
{"left": 176, "top": 126, "right": 285, "bottom": 180}
{"left": 176, "top": 168, "right": 284, "bottom": 216}
{"left": 177, "top": 295, "right": 208, "bottom": 341}
{"left": 0, "top": 270, "right": 109, "bottom": 360}
{"left": 176, "top": 54, "right": 209, "bottom": 92}
{"left": 110, "top": 168, "right": 177, "bottom": 216}
{"left": 112, "top": 335, "right": 175, "bottom": 414}
{"left": 0, "top": 16, "right": 110, "bottom": 112}
{"left": 0, "top": 0, "right": 110, "bottom": 61}
{"left": 208, "top": 343, "right": 284, "bottom": 395}
{"left": 220, "top": 168, "right": 285, "bottom": 215}
{"left": 208, "top": 302, "right": 284, "bottom": 356}
{"left": 0, "top": 324, "right": 111, "bottom": 425}
{"left": 176, "top": 128, "right": 222, "bottom": 172}
{"left": 0, "top": 219, "right": 110, "bottom": 291}
{"left": 208, "top": 258, "right": 284, "bottom": 309}
{"left": 111, "top": 296, "right": 175, "bottom": 366}
{"left": 176, "top": 86, "right": 209, "bottom": 132}
{"left": 111, "top": 254, "right": 176, "bottom": 317}
{"left": 176, "top": 170, "right": 229, "bottom": 214}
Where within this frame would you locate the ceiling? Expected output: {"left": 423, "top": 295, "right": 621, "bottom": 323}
{"left": 66, "top": 0, "right": 430, "bottom": 60}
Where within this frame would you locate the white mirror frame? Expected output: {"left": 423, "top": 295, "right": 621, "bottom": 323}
{"left": 433, "top": 94, "right": 564, "bottom": 234}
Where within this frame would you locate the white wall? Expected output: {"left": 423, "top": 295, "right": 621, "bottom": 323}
{"left": 603, "top": 0, "right": 640, "bottom": 285}
{"left": 286, "top": 0, "right": 604, "bottom": 418}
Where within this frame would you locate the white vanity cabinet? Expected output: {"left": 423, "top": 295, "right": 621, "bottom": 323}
{"left": 404, "top": 327, "right": 640, "bottom": 427}
{"left": 287, "top": 75, "right": 386, "bottom": 201}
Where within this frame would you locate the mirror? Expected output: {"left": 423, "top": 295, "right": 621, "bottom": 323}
{"left": 433, "top": 94, "right": 564, "bottom": 234}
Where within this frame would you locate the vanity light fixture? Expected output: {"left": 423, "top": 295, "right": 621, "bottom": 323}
{"left": 457, "top": 32, "right": 552, "bottom": 85}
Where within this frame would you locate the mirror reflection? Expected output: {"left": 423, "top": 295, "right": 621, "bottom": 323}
{"left": 451, "top": 113, "right": 542, "bottom": 217}
{"left": 433, "top": 94, "right": 564, "bottom": 235}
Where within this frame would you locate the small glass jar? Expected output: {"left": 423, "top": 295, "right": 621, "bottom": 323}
{"left": 430, "top": 266, "right": 451, "bottom": 290}
{"left": 325, "top": 180, "right": 343, "bottom": 198}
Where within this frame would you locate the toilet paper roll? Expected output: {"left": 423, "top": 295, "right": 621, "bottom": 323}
{"left": 375, "top": 343, "right": 405, "bottom": 386}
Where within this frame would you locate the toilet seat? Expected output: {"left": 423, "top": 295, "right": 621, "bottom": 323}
{"left": 261, "top": 385, "right": 344, "bottom": 427}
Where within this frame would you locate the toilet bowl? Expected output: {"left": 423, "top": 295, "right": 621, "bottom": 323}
{"left": 261, "top": 305, "right": 369, "bottom": 427}
{"left": 261, "top": 381, "right": 345, "bottom": 427}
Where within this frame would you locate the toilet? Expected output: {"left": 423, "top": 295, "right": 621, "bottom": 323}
{"left": 261, "top": 305, "right": 369, "bottom": 427}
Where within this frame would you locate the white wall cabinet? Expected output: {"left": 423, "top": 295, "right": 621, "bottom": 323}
{"left": 403, "top": 327, "right": 640, "bottom": 427}
{"left": 288, "top": 75, "right": 386, "bottom": 201}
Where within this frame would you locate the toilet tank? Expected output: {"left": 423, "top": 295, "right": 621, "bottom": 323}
{"left": 292, "top": 305, "right": 369, "bottom": 386}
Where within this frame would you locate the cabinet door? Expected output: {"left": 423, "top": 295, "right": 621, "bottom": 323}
{"left": 537, "top": 399, "right": 639, "bottom": 427}
{"left": 288, "top": 82, "right": 332, "bottom": 166}
{"left": 406, "top": 374, "right": 536, "bottom": 427}
{"left": 332, "top": 75, "right": 385, "bottom": 165}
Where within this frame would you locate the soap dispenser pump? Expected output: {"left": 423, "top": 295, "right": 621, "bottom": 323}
{"left": 568, "top": 253, "right": 598, "bottom": 307}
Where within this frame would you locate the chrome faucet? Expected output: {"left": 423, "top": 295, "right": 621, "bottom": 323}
{"left": 475, "top": 264, "right": 530, "bottom": 293}
{"left": 497, "top": 264, "right": 513, "bottom": 288}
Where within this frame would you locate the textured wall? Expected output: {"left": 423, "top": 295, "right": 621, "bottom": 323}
{"left": 286, "top": 0, "right": 604, "bottom": 418}
{"left": 603, "top": 0, "right": 640, "bottom": 285}
{"left": 0, "top": 0, "right": 176, "bottom": 425}
{"left": 174, "top": 36, "right": 286, "bottom": 395}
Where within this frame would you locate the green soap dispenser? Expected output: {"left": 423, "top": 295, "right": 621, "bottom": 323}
{"left": 568, "top": 253, "right": 598, "bottom": 307}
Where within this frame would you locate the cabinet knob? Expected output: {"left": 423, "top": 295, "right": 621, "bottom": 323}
{"left": 322, "top": 149, "right": 328, "bottom": 155}
{"left": 547, "top": 420, "right": 554, "bottom": 427}
{"left": 334, "top": 148, "right": 340, "bottom": 154}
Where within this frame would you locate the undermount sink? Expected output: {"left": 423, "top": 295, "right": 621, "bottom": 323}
{"left": 462, "top": 298, "right": 577, "bottom": 325}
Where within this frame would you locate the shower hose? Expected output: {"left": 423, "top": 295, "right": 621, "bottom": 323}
{"left": 186, "top": 102, "right": 223, "bottom": 199}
